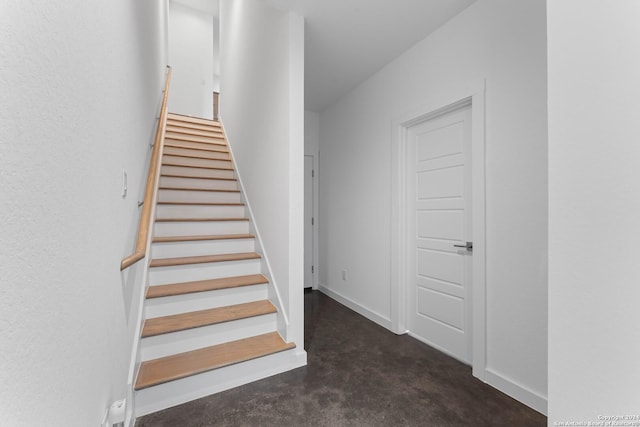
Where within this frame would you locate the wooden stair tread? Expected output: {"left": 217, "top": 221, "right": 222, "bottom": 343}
{"left": 159, "top": 186, "right": 239, "bottom": 193}
{"left": 166, "top": 125, "right": 225, "bottom": 138}
{"left": 135, "top": 332, "right": 294, "bottom": 389}
{"left": 157, "top": 201, "right": 243, "bottom": 206}
{"left": 163, "top": 147, "right": 229, "bottom": 160}
{"left": 168, "top": 113, "right": 221, "bottom": 127}
{"left": 163, "top": 155, "right": 232, "bottom": 164}
{"left": 141, "top": 300, "right": 276, "bottom": 338}
{"left": 153, "top": 233, "right": 254, "bottom": 243}
{"left": 150, "top": 251, "right": 260, "bottom": 267}
{"left": 162, "top": 152, "right": 230, "bottom": 162}
{"left": 160, "top": 173, "right": 236, "bottom": 181}
{"left": 155, "top": 217, "right": 249, "bottom": 223}
{"left": 164, "top": 132, "right": 226, "bottom": 145}
{"left": 166, "top": 119, "right": 222, "bottom": 133}
{"left": 164, "top": 139, "right": 228, "bottom": 153}
{"left": 162, "top": 159, "right": 235, "bottom": 171}
{"left": 146, "top": 274, "right": 268, "bottom": 298}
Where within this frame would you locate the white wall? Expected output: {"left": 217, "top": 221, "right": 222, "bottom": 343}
{"left": 220, "top": 0, "right": 306, "bottom": 351}
{"left": 0, "top": 0, "right": 167, "bottom": 425}
{"left": 168, "top": 1, "right": 215, "bottom": 118}
{"left": 305, "top": 110, "right": 320, "bottom": 156}
{"left": 548, "top": 1, "right": 640, "bottom": 424}
{"left": 318, "top": 0, "right": 547, "bottom": 412}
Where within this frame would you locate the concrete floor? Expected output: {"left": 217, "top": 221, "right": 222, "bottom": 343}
{"left": 137, "top": 290, "right": 546, "bottom": 426}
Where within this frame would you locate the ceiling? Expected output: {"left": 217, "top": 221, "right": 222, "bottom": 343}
{"left": 266, "top": 0, "right": 477, "bottom": 112}
{"left": 171, "top": 0, "right": 477, "bottom": 112}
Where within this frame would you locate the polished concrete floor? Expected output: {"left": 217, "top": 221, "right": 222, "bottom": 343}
{"left": 137, "top": 290, "right": 546, "bottom": 426}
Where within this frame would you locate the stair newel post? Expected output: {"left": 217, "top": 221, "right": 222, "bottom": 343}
{"left": 213, "top": 91, "right": 220, "bottom": 121}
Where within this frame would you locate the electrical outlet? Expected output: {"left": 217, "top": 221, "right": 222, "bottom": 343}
{"left": 341, "top": 270, "right": 347, "bottom": 281}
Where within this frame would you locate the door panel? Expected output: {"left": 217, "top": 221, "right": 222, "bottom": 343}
{"left": 406, "top": 104, "right": 472, "bottom": 363}
{"left": 416, "top": 166, "right": 464, "bottom": 199}
{"left": 417, "top": 210, "right": 464, "bottom": 241}
{"left": 416, "top": 287, "right": 464, "bottom": 330}
{"left": 416, "top": 122, "right": 464, "bottom": 161}
{"left": 417, "top": 249, "right": 464, "bottom": 285}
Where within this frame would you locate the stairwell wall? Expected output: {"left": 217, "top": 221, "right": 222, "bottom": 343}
{"left": 0, "top": 1, "right": 168, "bottom": 425}
{"left": 167, "top": 1, "right": 216, "bottom": 119}
{"left": 219, "top": 0, "right": 306, "bottom": 353}
{"left": 548, "top": 1, "right": 640, "bottom": 423}
{"left": 318, "top": 0, "right": 547, "bottom": 413}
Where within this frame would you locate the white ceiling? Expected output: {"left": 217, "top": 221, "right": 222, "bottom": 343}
{"left": 266, "top": 0, "right": 477, "bottom": 112}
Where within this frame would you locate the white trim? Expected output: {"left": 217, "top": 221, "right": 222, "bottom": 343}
{"left": 125, "top": 78, "right": 171, "bottom": 426}
{"left": 482, "top": 368, "right": 548, "bottom": 415}
{"left": 312, "top": 153, "right": 320, "bottom": 290}
{"left": 390, "top": 79, "right": 487, "bottom": 381}
{"left": 220, "top": 119, "right": 290, "bottom": 339}
{"left": 469, "top": 83, "right": 487, "bottom": 382}
{"left": 318, "top": 283, "right": 392, "bottom": 330}
{"left": 287, "top": 11, "right": 305, "bottom": 347}
{"left": 304, "top": 154, "right": 318, "bottom": 291}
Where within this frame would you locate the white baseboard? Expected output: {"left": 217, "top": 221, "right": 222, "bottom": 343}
{"left": 477, "top": 367, "right": 548, "bottom": 415}
{"left": 317, "top": 284, "right": 392, "bottom": 330}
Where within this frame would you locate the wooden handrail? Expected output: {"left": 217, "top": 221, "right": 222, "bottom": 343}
{"left": 121, "top": 66, "right": 172, "bottom": 270}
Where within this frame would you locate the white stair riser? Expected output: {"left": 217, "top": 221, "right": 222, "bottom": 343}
{"left": 166, "top": 120, "right": 222, "bottom": 130}
{"left": 149, "top": 259, "right": 262, "bottom": 285}
{"left": 140, "top": 313, "right": 276, "bottom": 361}
{"left": 161, "top": 165, "right": 235, "bottom": 180}
{"left": 159, "top": 176, "right": 238, "bottom": 191}
{"left": 163, "top": 155, "right": 231, "bottom": 169}
{"left": 135, "top": 348, "right": 304, "bottom": 418}
{"left": 154, "top": 220, "right": 249, "bottom": 237}
{"left": 157, "top": 189, "right": 241, "bottom": 204}
{"left": 163, "top": 147, "right": 230, "bottom": 161}
{"left": 164, "top": 142, "right": 227, "bottom": 155}
{"left": 156, "top": 204, "right": 245, "bottom": 219}
{"left": 167, "top": 117, "right": 222, "bottom": 127}
{"left": 164, "top": 131, "right": 225, "bottom": 143}
{"left": 152, "top": 238, "right": 255, "bottom": 258}
{"left": 145, "top": 283, "right": 268, "bottom": 318}
{"left": 165, "top": 127, "right": 225, "bottom": 137}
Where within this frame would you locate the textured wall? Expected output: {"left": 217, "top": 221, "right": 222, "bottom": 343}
{"left": 0, "top": 0, "right": 167, "bottom": 425}
{"left": 168, "top": 1, "right": 215, "bottom": 119}
{"left": 220, "top": 0, "right": 306, "bottom": 348}
{"left": 548, "top": 0, "right": 640, "bottom": 423}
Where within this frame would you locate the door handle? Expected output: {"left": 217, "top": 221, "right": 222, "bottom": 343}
{"left": 454, "top": 241, "right": 473, "bottom": 251}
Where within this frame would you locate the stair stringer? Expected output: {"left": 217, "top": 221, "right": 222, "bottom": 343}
{"left": 125, "top": 122, "right": 167, "bottom": 427}
{"left": 219, "top": 120, "right": 290, "bottom": 343}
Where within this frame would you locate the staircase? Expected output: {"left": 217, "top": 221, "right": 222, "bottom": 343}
{"left": 134, "top": 113, "right": 297, "bottom": 416}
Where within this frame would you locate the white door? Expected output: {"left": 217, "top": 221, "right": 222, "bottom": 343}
{"left": 406, "top": 104, "right": 472, "bottom": 363}
{"left": 304, "top": 155, "right": 314, "bottom": 288}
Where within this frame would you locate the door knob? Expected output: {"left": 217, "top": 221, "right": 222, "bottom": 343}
{"left": 454, "top": 241, "right": 473, "bottom": 251}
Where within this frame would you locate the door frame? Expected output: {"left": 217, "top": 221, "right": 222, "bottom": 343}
{"left": 390, "top": 79, "right": 486, "bottom": 380}
{"left": 304, "top": 154, "right": 319, "bottom": 289}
